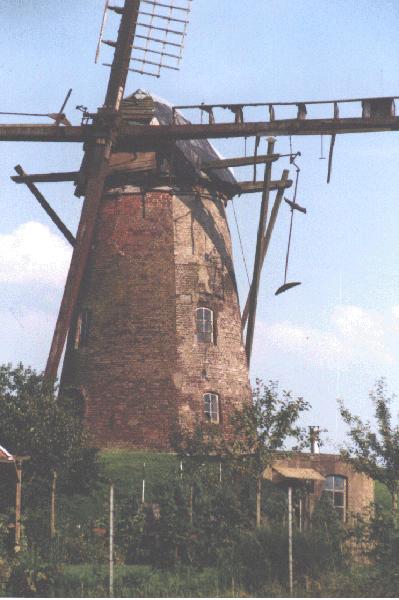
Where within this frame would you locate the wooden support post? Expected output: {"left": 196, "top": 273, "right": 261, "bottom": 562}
{"left": 288, "top": 485, "right": 293, "bottom": 596}
{"left": 15, "top": 460, "right": 22, "bottom": 553}
{"left": 245, "top": 137, "right": 276, "bottom": 365}
{"left": 109, "top": 484, "right": 114, "bottom": 598}
{"left": 14, "top": 165, "right": 76, "bottom": 247}
{"left": 50, "top": 470, "right": 57, "bottom": 538}
{"left": 241, "top": 169, "right": 290, "bottom": 328}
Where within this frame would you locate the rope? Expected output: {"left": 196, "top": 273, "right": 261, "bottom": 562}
{"left": 231, "top": 198, "right": 251, "bottom": 287}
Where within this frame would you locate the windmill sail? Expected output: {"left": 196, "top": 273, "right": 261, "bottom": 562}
{"left": 100, "top": 0, "right": 192, "bottom": 78}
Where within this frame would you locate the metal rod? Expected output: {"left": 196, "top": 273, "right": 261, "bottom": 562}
{"left": 142, "top": 462, "right": 146, "bottom": 503}
{"left": 58, "top": 89, "right": 72, "bottom": 117}
{"left": 109, "top": 484, "right": 114, "bottom": 598}
{"left": 127, "top": 66, "right": 160, "bottom": 77}
{"left": 135, "top": 33, "right": 182, "bottom": 47}
{"left": 136, "top": 22, "right": 186, "bottom": 35}
{"left": 283, "top": 168, "right": 300, "bottom": 283}
{"left": 131, "top": 57, "right": 179, "bottom": 69}
{"left": 50, "top": 470, "right": 57, "bottom": 538}
{"left": 139, "top": 10, "right": 188, "bottom": 23}
{"left": 141, "top": 0, "right": 191, "bottom": 12}
{"left": 245, "top": 138, "right": 275, "bottom": 365}
{"left": 15, "top": 461, "right": 22, "bottom": 553}
{"left": 133, "top": 45, "right": 180, "bottom": 58}
{"left": 288, "top": 485, "right": 293, "bottom": 596}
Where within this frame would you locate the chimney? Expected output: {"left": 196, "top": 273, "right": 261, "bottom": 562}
{"left": 309, "top": 426, "right": 320, "bottom": 454}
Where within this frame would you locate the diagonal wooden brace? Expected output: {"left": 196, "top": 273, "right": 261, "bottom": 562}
{"left": 13, "top": 165, "right": 76, "bottom": 247}
{"left": 241, "top": 169, "right": 290, "bottom": 328}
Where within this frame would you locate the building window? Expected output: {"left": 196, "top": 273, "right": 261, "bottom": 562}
{"left": 324, "top": 475, "right": 347, "bottom": 521}
{"left": 74, "top": 309, "right": 91, "bottom": 349}
{"left": 204, "top": 393, "right": 219, "bottom": 424}
{"left": 196, "top": 307, "right": 214, "bottom": 343}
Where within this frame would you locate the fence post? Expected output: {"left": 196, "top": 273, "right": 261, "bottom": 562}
{"left": 109, "top": 483, "right": 114, "bottom": 598}
{"left": 288, "top": 485, "right": 293, "bottom": 596}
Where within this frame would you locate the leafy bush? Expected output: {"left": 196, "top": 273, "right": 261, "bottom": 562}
{"left": 5, "top": 550, "right": 62, "bottom": 598}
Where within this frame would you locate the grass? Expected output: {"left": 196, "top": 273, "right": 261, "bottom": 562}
{"left": 100, "top": 449, "right": 178, "bottom": 499}
{"left": 59, "top": 564, "right": 221, "bottom": 598}
{"left": 58, "top": 450, "right": 179, "bottom": 528}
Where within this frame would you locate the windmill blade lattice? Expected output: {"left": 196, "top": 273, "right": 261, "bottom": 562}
{"left": 101, "top": 0, "right": 192, "bottom": 78}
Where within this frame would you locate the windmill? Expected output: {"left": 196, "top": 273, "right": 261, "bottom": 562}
{"left": 4, "top": 0, "right": 399, "bottom": 448}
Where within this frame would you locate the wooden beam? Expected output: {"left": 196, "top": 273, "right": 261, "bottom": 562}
{"left": 119, "top": 116, "right": 399, "bottom": 145}
{"left": 0, "top": 124, "right": 86, "bottom": 142}
{"left": 202, "top": 153, "right": 280, "bottom": 170}
{"left": 0, "top": 115, "right": 399, "bottom": 145}
{"left": 45, "top": 0, "right": 141, "bottom": 381}
{"left": 237, "top": 179, "right": 292, "bottom": 194}
{"left": 241, "top": 169, "right": 290, "bottom": 327}
{"left": 14, "top": 165, "right": 76, "bottom": 247}
{"left": 245, "top": 138, "right": 276, "bottom": 365}
{"left": 12, "top": 171, "right": 79, "bottom": 184}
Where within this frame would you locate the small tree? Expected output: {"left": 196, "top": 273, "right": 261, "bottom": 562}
{"left": 228, "top": 380, "right": 310, "bottom": 527}
{"left": 0, "top": 363, "right": 99, "bottom": 541}
{"left": 339, "top": 378, "right": 399, "bottom": 513}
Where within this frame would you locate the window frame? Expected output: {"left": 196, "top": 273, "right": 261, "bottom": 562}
{"left": 196, "top": 307, "right": 214, "bottom": 344}
{"left": 324, "top": 474, "right": 347, "bottom": 522}
{"left": 203, "top": 392, "right": 220, "bottom": 424}
{"left": 74, "top": 309, "right": 91, "bottom": 349}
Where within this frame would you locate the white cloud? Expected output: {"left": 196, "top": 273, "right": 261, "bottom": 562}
{"left": 0, "top": 307, "right": 55, "bottom": 369}
{"left": 392, "top": 305, "right": 399, "bottom": 327}
{"left": 0, "top": 222, "right": 72, "bottom": 286}
{"left": 255, "top": 304, "right": 397, "bottom": 372}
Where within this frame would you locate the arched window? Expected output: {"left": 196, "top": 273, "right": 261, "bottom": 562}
{"left": 196, "top": 307, "right": 214, "bottom": 343}
{"left": 204, "top": 393, "right": 219, "bottom": 424}
{"left": 324, "top": 475, "right": 347, "bottom": 521}
{"left": 74, "top": 309, "right": 91, "bottom": 349}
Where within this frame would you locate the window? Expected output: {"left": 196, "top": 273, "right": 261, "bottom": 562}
{"left": 196, "top": 307, "right": 214, "bottom": 343}
{"left": 204, "top": 393, "right": 219, "bottom": 424}
{"left": 324, "top": 475, "right": 347, "bottom": 521}
{"left": 74, "top": 309, "right": 91, "bottom": 349}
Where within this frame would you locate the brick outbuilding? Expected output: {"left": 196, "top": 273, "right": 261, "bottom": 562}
{"left": 266, "top": 452, "right": 374, "bottom": 525}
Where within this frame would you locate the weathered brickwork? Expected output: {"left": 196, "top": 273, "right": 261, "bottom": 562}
{"left": 61, "top": 185, "right": 251, "bottom": 449}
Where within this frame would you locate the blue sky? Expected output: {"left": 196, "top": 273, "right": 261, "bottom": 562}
{"left": 1, "top": 1, "right": 399, "bottom": 449}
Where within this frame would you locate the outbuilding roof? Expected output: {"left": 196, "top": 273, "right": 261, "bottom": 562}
{"left": 0, "top": 444, "right": 14, "bottom": 462}
{"left": 264, "top": 465, "right": 325, "bottom": 481}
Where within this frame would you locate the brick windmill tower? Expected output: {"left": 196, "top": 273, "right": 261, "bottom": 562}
{"left": 60, "top": 89, "right": 252, "bottom": 449}
{"left": 7, "top": 0, "right": 397, "bottom": 450}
